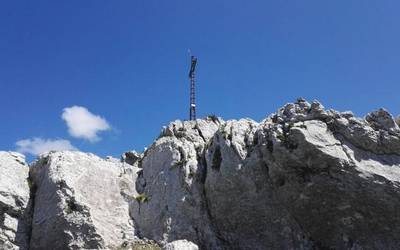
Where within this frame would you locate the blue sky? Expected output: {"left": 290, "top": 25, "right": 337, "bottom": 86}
{"left": 1, "top": 1, "right": 400, "bottom": 161}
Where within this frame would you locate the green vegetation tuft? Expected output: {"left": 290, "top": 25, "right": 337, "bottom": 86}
{"left": 135, "top": 193, "right": 149, "bottom": 203}
{"left": 297, "top": 124, "right": 307, "bottom": 129}
{"left": 294, "top": 122, "right": 307, "bottom": 129}
{"left": 27, "top": 177, "right": 33, "bottom": 189}
{"left": 207, "top": 114, "right": 219, "bottom": 123}
{"left": 116, "top": 241, "right": 161, "bottom": 250}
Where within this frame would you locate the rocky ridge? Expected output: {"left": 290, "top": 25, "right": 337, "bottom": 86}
{"left": 0, "top": 152, "right": 31, "bottom": 249}
{"left": 1, "top": 99, "right": 400, "bottom": 249}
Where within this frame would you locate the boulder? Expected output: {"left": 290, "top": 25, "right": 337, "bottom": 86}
{"left": 365, "top": 108, "right": 400, "bottom": 132}
{"left": 163, "top": 240, "right": 199, "bottom": 250}
{"left": 0, "top": 152, "right": 31, "bottom": 250}
{"left": 29, "top": 151, "right": 138, "bottom": 249}
{"left": 121, "top": 151, "right": 142, "bottom": 167}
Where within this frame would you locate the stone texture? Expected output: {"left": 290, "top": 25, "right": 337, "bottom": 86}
{"left": 163, "top": 240, "right": 199, "bottom": 250}
{"left": 121, "top": 150, "right": 142, "bottom": 167}
{"left": 0, "top": 151, "right": 31, "bottom": 250}
{"left": 203, "top": 118, "right": 301, "bottom": 249}
{"left": 131, "top": 119, "right": 222, "bottom": 249}
{"left": 132, "top": 99, "right": 400, "bottom": 249}
{"left": 2, "top": 99, "right": 400, "bottom": 250}
{"left": 29, "top": 151, "right": 137, "bottom": 250}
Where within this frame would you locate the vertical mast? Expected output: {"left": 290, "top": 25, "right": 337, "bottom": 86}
{"left": 189, "top": 55, "right": 197, "bottom": 121}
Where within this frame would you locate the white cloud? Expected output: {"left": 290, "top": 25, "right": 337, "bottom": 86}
{"left": 61, "top": 106, "right": 110, "bottom": 142}
{"left": 16, "top": 138, "right": 77, "bottom": 156}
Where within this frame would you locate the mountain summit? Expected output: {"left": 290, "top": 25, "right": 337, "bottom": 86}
{"left": 2, "top": 99, "right": 400, "bottom": 249}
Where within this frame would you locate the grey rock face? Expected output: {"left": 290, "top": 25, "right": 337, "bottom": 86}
{"left": 121, "top": 150, "right": 142, "bottom": 167}
{"left": 132, "top": 100, "right": 400, "bottom": 249}
{"left": 2, "top": 99, "right": 400, "bottom": 250}
{"left": 131, "top": 119, "right": 222, "bottom": 249}
{"left": 29, "top": 151, "right": 137, "bottom": 250}
{"left": 365, "top": 108, "right": 399, "bottom": 132}
{"left": 163, "top": 240, "right": 199, "bottom": 250}
{"left": 203, "top": 119, "right": 300, "bottom": 249}
{"left": 0, "top": 152, "right": 31, "bottom": 250}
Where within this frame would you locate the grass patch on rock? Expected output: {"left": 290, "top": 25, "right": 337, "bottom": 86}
{"left": 117, "top": 241, "right": 161, "bottom": 250}
{"left": 134, "top": 193, "right": 149, "bottom": 203}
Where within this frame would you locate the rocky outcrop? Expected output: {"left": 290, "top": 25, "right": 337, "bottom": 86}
{"left": 131, "top": 99, "right": 400, "bottom": 249}
{"left": 121, "top": 151, "right": 142, "bottom": 167}
{"left": 254, "top": 99, "right": 400, "bottom": 249}
{"left": 130, "top": 119, "right": 221, "bottom": 249}
{"left": 0, "top": 152, "right": 31, "bottom": 250}
{"left": 28, "top": 151, "right": 138, "bottom": 249}
{"left": 2, "top": 99, "right": 400, "bottom": 249}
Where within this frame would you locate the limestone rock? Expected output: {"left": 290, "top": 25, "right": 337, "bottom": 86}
{"left": 203, "top": 119, "right": 309, "bottom": 249}
{"left": 121, "top": 151, "right": 142, "bottom": 167}
{"left": 163, "top": 240, "right": 199, "bottom": 250}
{"left": 365, "top": 108, "right": 399, "bottom": 132}
{"left": 3, "top": 99, "right": 400, "bottom": 250}
{"left": 0, "top": 152, "right": 31, "bottom": 250}
{"left": 131, "top": 119, "right": 222, "bottom": 249}
{"left": 29, "top": 151, "right": 137, "bottom": 249}
{"left": 132, "top": 101, "right": 400, "bottom": 249}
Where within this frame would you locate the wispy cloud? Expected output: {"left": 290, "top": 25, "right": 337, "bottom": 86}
{"left": 61, "top": 106, "right": 110, "bottom": 142}
{"left": 16, "top": 138, "right": 77, "bottom": 156}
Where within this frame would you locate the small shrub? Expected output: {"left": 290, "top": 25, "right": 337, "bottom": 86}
{"left": 27, "top": 177, "right": 33, "bottom": 189}
{"left": 135, "top": 193, "right": 149, "bottom": 203}
{"left": 298, "top": 124, "right": 307, "bottom": 129}
{"left": 131, "top": 242, "right": 161, "bottom": 250}
{"left": 117, "top": 241, "right": 161, "bottom": 250}
{"left": 207, "top": 114, "right": 219, "bottom": 123}
{"left": 294, "top": 123, "right": 307, "bottom": 129}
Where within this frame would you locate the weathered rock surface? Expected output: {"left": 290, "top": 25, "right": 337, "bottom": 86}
{"left": 163, "top": 240, "right": 199, "bottom": 250}
{"left": 131, "top": 119, "right": 222, "bottom": 249}
{"left": 132, "top": 99, "right": 400, "bottom": 249}
{"left": 121, "top": 151, "right": 142, "bottom": 167}
{"left": 0, "top": 152, "right": 31, "bottom": 250}
{"left": 2, "top": 99, "right": 400, "bottom": 249}
{"left": 29, "top": 151, "right": 137, "bottom": 249}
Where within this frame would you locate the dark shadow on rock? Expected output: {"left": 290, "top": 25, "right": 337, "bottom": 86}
{"left": 274, "top": 145, "right": 400, "bottom": 250}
